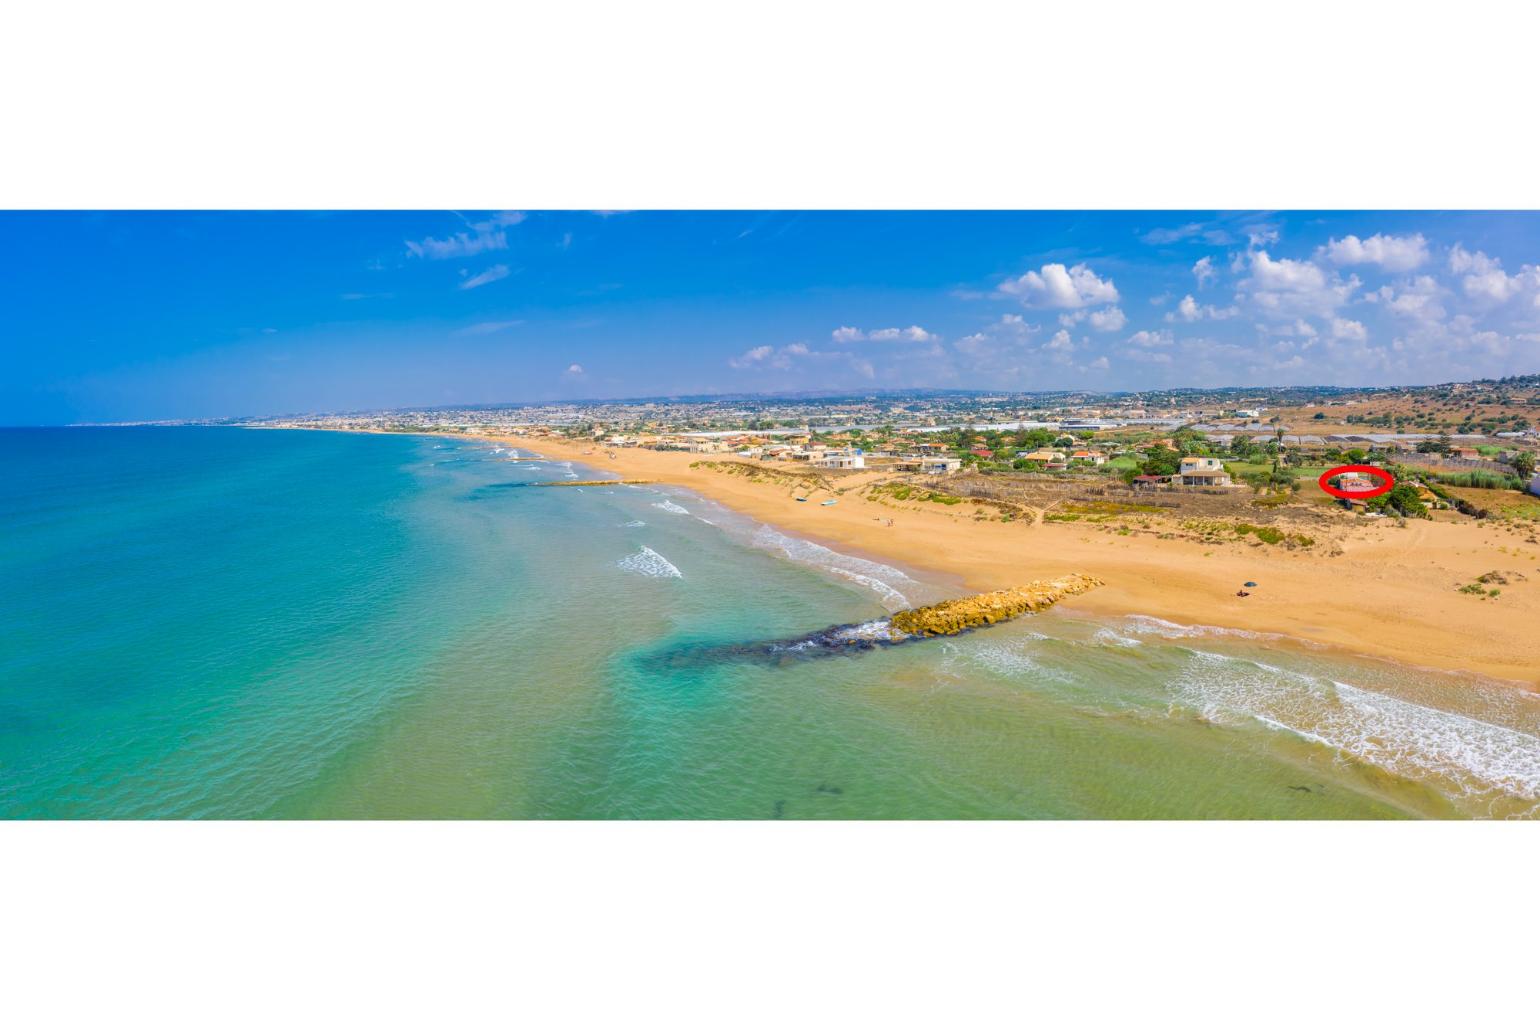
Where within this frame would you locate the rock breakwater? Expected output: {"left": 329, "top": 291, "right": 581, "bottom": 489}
{"left": 644, "top": 574, "right": 1103, "bottom": 669}
{"left": 889, "top": 574, "right": 1103, "bottom": 637}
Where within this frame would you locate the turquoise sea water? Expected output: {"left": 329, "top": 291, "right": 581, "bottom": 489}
{"left": 2, "top": 427, "right": 1537, "bottom": 819}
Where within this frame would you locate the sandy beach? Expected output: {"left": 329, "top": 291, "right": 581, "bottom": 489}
{"left": 499, "top": 433, "right": 1540, "bottom": 688}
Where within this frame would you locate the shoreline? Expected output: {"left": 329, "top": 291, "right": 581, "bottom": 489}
{"left": 483, "top": 432, "right": 1540, "bottom": 689}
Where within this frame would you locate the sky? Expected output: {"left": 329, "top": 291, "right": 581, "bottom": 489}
{"left": 4, "top": 210, "right": 1540, "bottom": 424}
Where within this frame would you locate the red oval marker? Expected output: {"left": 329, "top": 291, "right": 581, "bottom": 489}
{"left": 1318, "top": 464, "right": 1395, "bottom": 500}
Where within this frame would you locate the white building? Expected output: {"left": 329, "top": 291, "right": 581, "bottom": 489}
{"left": 1177, "top": 456, "right": 1234, "bottom": 487}
{"left": 813, "top": 449, "right": 865, "bottom": 470}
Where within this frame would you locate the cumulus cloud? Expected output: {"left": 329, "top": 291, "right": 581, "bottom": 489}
{"left": 459, "top": 264, "right": 510, "bottom": 290}
{"left": 564, "top": 363, "right": 585, "bottom": 375}
{"left": 1318, "top": 233, "right": 1429, "bottom": 272}
{"left": 831, "top": 325, "right": 938, "bottom": 343}
{"left": 1447, "top": 244, "right": 1538, "bottom": 303}
{"left": 1331, "top": 318, "right": 1368, "bottom": 342}
{"left": 729, "top": 345, "right": 775, "bottom": 368}
{"left": 998, "top": 262, "right": 1119, "bottom": 309}
{"left": 1239, "top": 250, "right": 1359, "bottom": 318}
{"left": 1167, "top": 294, "right": 1238, "bottom": 323}
{"left": 1364, "top": 275, "right": 1448, "bottom": 324}
{"left": 1089, "top": 355, "right": 1110, "bottom": 370}
{"left": 1193, "top": 256, "right": 1217, "bottom": 288}
{"left": 1126, "top": 329, "right": 1173, "bottom": 348}
{"left": 1060, "top": 306, "right": 1127, "bottom": 332}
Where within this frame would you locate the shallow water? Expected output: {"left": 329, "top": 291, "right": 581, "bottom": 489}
{"left": 1, "top": 428, "right": 1535, "bottom": 819}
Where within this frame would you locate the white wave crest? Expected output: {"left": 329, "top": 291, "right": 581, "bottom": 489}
{"left": 749, "top": 524, "right": 916, "bottom": 611}
{"left": 1174, "top": 651, "right": 1540, "bottom": 805}
{"left": 616, "top": 545, "right": 683, "bottom": 579}
{"left": 968, "top": 643, "right": 1071, "bottom": 683}
{"left": 652, "top": 499, "right": 690, "bottom": 515}
{"left": 1092, "top": 627, "right": 1144, "bottom": 647}
{"left": 1123, "top": 615, "right": 1282, "bottom": 642}
{"left": 620, "top": 520, "right": 646, "bottom": 528}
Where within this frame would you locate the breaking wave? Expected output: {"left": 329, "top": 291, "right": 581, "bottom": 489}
{"left": 1174, "top": 651, "right": 1540, "bottom": 809}
{"left": 616, "top": 545, "right": 683, "bottom": 579}
{"left": 749, "top": 524, "right": 916, "bottom": 611}
{"left": 652, "top": 499, "right": 690, "bottom": 515}
{"left": 1122, "top": 615, "right": 1285, "bottom": 643}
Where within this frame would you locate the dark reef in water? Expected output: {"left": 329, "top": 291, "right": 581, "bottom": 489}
{"left": 639, "top": 574, "right": 1104, "bottom": 670}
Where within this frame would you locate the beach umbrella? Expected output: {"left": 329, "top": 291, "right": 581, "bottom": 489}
{"left": 1244, "top": 581, "right": 1257, "bottom": 587}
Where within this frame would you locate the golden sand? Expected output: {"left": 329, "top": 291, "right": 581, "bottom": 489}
{"left": 505, "top": 434, "right": 1540, "bottom": 688}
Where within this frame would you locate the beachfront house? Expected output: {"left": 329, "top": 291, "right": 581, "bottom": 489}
{"left": 813, "top": 449, "right": 865, "bottom": 470}
{"left": 922, "top": 457, "right": 962, "bottom": 475}
{"left": 1177, "top": 456, "right": 1234, "bottom": 488}
{"left": 1334, "top": 471, "right": 1378, "bottom": 492}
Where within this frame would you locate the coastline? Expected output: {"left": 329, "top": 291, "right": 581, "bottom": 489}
{"left": 482, "top": 432, "right": 1540, "bottom": 689}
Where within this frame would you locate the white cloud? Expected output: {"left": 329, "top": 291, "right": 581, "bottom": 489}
{"left": 832, "top": 325, "right": 938, "bottom": 343}
{"left": 1447, "top": 244, "right": 1535, "bottom": 303}
{"left": 1044, "top": 329, "right": 1076, "bottom": 352}
{"left": 1059, "top": 306, "right": 1126, "bottom": 332}
{"left": 1331, "top": 318, "right": 1368, "bottom": 342}
{"left": 1141, "top": 222, "right": 1236, "bottom": 246}
{"left": 998, "top": 262, "right": 1119, "bottom": 309}
{"left": 1364, "top": 275, "right": 1447, "bottom": 324}
{"left": 459, "top": 264, "right": 510, "bottom": 290}
{"left": 1087, "top": 307, "right": 1127, "bottom": 332}
{"left": 407, "top": 229, "right": 509, "bottom": 260}
{"left": 1089, "top": 355, "right": 1110, "bottom": 370}
{"left": 1167, "top": 294, "right": 1238, "bottom": 323}
{"left": 1318, "top": 233, "right": 1429, "bottom": 272}
{"left": 1239, "top": 250, "right": 1359, "bottom": 317}
{"left": 1126, "top": 329, "right": 1173, "bottom": 348}
{"left": 467, "top": 211, "right": 526, "bottom": 230}
{"left": 564, "top": 363, "right": 585, "bottom": 375}
{"left": 729, "top": 345, "right": 775, "bottom": 368}
{"left": 1193, "top": 256, "right": 1217, "bottom": 288}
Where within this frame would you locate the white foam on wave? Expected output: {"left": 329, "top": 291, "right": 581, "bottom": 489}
{"left": 652, "top": 499, "right": 690, "bottom": 515}
{"left": 615, "top": 545, "right": 683, "bottom": 579}
{"left": 832, "top": 619, "right": 899, "bottom": 643}
{"left": 749, "top": 524, "right": 916, "bottom": 611}
{"left": 1123, "top": 614, "right": 1282, "bottom": 642}
{"left": 1174, "top": 650, "right": 1540, "bottom": 806}
{"left": 1092, "top": 627, "right": 1144, "bottom": 647}
{"left": 967, "top": 642, "right": 1072, "bottom": 683}
{"left": 621, "top": 520, "right": 646, "bottom": 528}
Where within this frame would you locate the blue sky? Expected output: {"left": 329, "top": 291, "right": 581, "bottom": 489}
{"left": 4, "top": 210, "right": 1540, "bottom": 424}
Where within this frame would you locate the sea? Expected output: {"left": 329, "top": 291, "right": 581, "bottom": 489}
{"left": 2, "top": 427, "right": 1537, "bottom": 819}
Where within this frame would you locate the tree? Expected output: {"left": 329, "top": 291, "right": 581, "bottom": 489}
{"left": 1370, "top": 483, "right": 1429, "bottom": 519}
{"left": 1140, "top": 445, "right": 1181, "bottom": 477}
{"left": 1513, "top": 451, "right": 1537, "bottom": 478}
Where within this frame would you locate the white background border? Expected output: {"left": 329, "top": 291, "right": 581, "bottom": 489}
{"left": 4, "top": 2, "right": 1538, "bottom": 1026}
